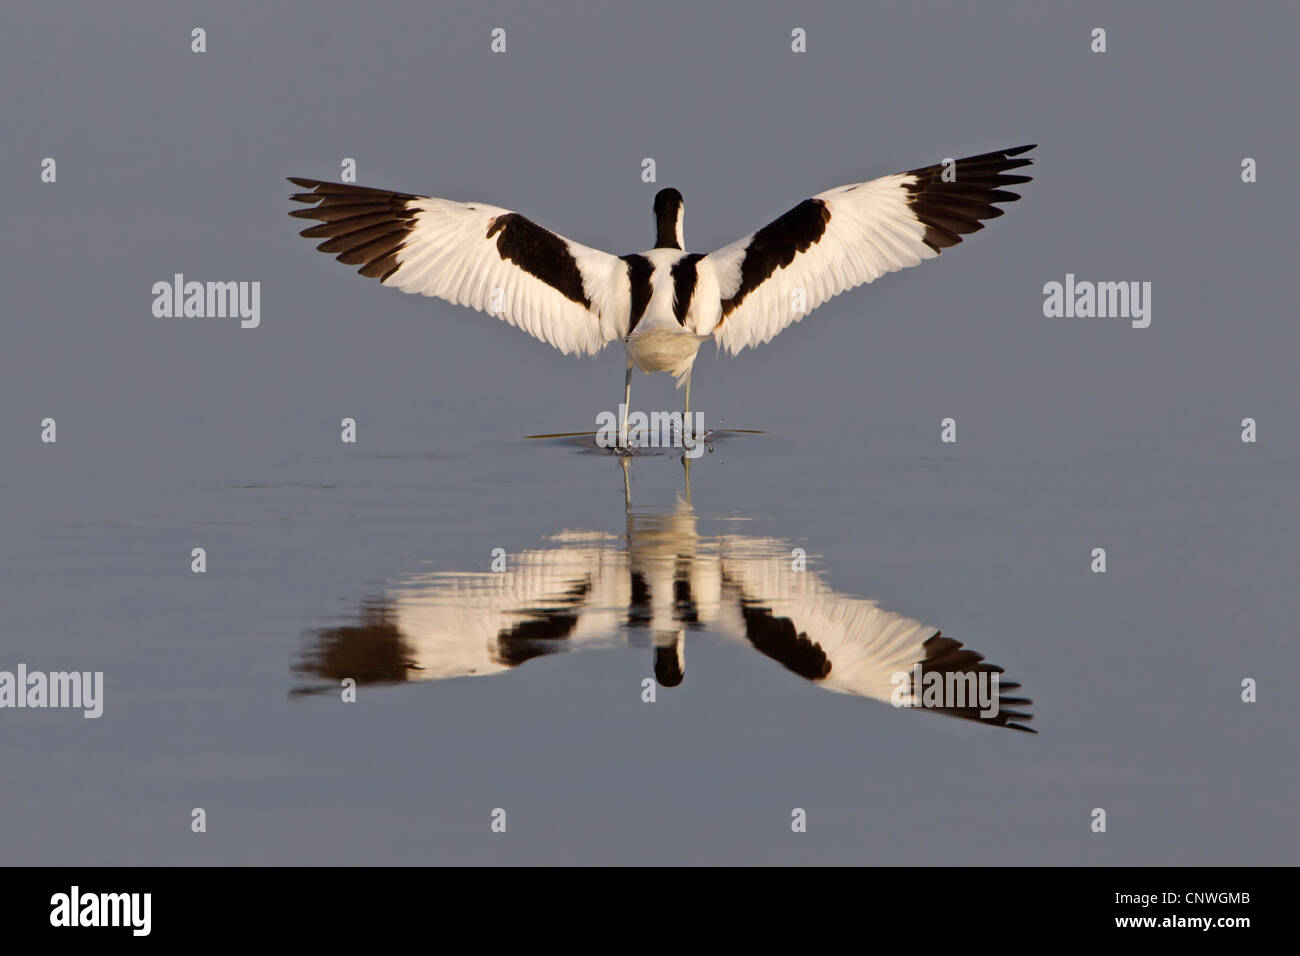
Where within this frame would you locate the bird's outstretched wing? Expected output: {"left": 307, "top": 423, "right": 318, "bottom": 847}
{"left": 717, "top": 537, "right": 1035, "bottom": 732}
{"left": 705, "top": 145, "right": 1034, "bottom": 353}
{"left": 289, "top": 179, "right": 629, "bottom": 355}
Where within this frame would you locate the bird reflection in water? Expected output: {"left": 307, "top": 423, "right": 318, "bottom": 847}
{"left": 294, "top": 458, "right": 1034, "bottom": 732}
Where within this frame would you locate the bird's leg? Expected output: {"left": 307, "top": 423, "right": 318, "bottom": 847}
{"left": 621, "top": 455, "right": 631, "bottom": 510}
{"left": 679, "top": 372, "right": 693, "bottom": 446}
{"left": 679, "top": 372, "right": 699, "bottom": 455}
{"left": 620, "top": 362, "right": 633, "bottom": 451}
{"left": 681, "top": 454, "right": 692, "bottom": 504}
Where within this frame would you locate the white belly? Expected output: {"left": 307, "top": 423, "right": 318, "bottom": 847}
{"left": 625, "top": 327, "right": 708, "bottom": 380}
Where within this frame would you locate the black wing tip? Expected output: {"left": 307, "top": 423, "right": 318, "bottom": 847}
{"left": 983, "top": 708, "right": 1036, "bottom": 733}
{"left": 904, "top": 145, "right": 1036, "bottom": 252}
{"left": 928, "top": 706, "right": 1037, "bottom": 733}
{"left": 917, "top": 631, "right": 1036, "bottom": 732}
{"left": 288, "top": 177, "right": 421, "bottom": 205}
{"left": 288, "top": 177, "right": 329, "bottom": 210}
{"left": 287, "top": 177, "right": 420, "bottom": 280}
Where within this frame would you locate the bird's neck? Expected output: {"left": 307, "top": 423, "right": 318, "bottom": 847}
{"left": 655, "top": 207, "right": 683, "bottom": 250}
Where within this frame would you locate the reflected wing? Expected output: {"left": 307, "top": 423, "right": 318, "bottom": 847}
{"left": 295, "top": 534, "right": 629, "bottom": 687}
{"left": 706, "top": 145, "right": 1034, "bottom": 353}
{"left": 295, "top": 502, "right": 1034, "bottom": 730}
{"left": 716, "top": 537, "right": 1034, "bottom": 731}
{"left": 289, "top": 179, "right": 629, "bottom": 355}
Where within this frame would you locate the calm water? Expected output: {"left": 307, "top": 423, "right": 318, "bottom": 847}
{"left": 3, "top": 411, "right": 1296, "bottom": 864}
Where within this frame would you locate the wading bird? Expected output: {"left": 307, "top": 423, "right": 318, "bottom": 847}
{"left": 289, "top": 145, "right": 1033, "bottom": 447}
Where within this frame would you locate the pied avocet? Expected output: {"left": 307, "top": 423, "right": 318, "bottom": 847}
{"left": 289, "top": 145, "right": 1033, "bottom": 445}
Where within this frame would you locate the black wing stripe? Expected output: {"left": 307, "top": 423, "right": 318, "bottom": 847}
{"left": 485, "top": 213, "right": 591, "bottom": 309}
{"left": 719, "top": 198, "right": 831, "bottom": 318}
{"left": 671, "top": 253, "right": 706, "bottom": 325}
{"left": 621, "top": 254, "right": 654, "bottom": 334}
{"left": 737, "top": 600, "right": 833, "bottom": 681}
{"left": 493, "top": 579, "right": 592, "bottom": 668}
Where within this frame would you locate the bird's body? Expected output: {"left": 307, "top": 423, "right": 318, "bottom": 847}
{"left": 618, "top": 247, "right": 717, "bottom": 378}
{"left": 290, "top": 145, "right": 1034, "bottom": 445}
